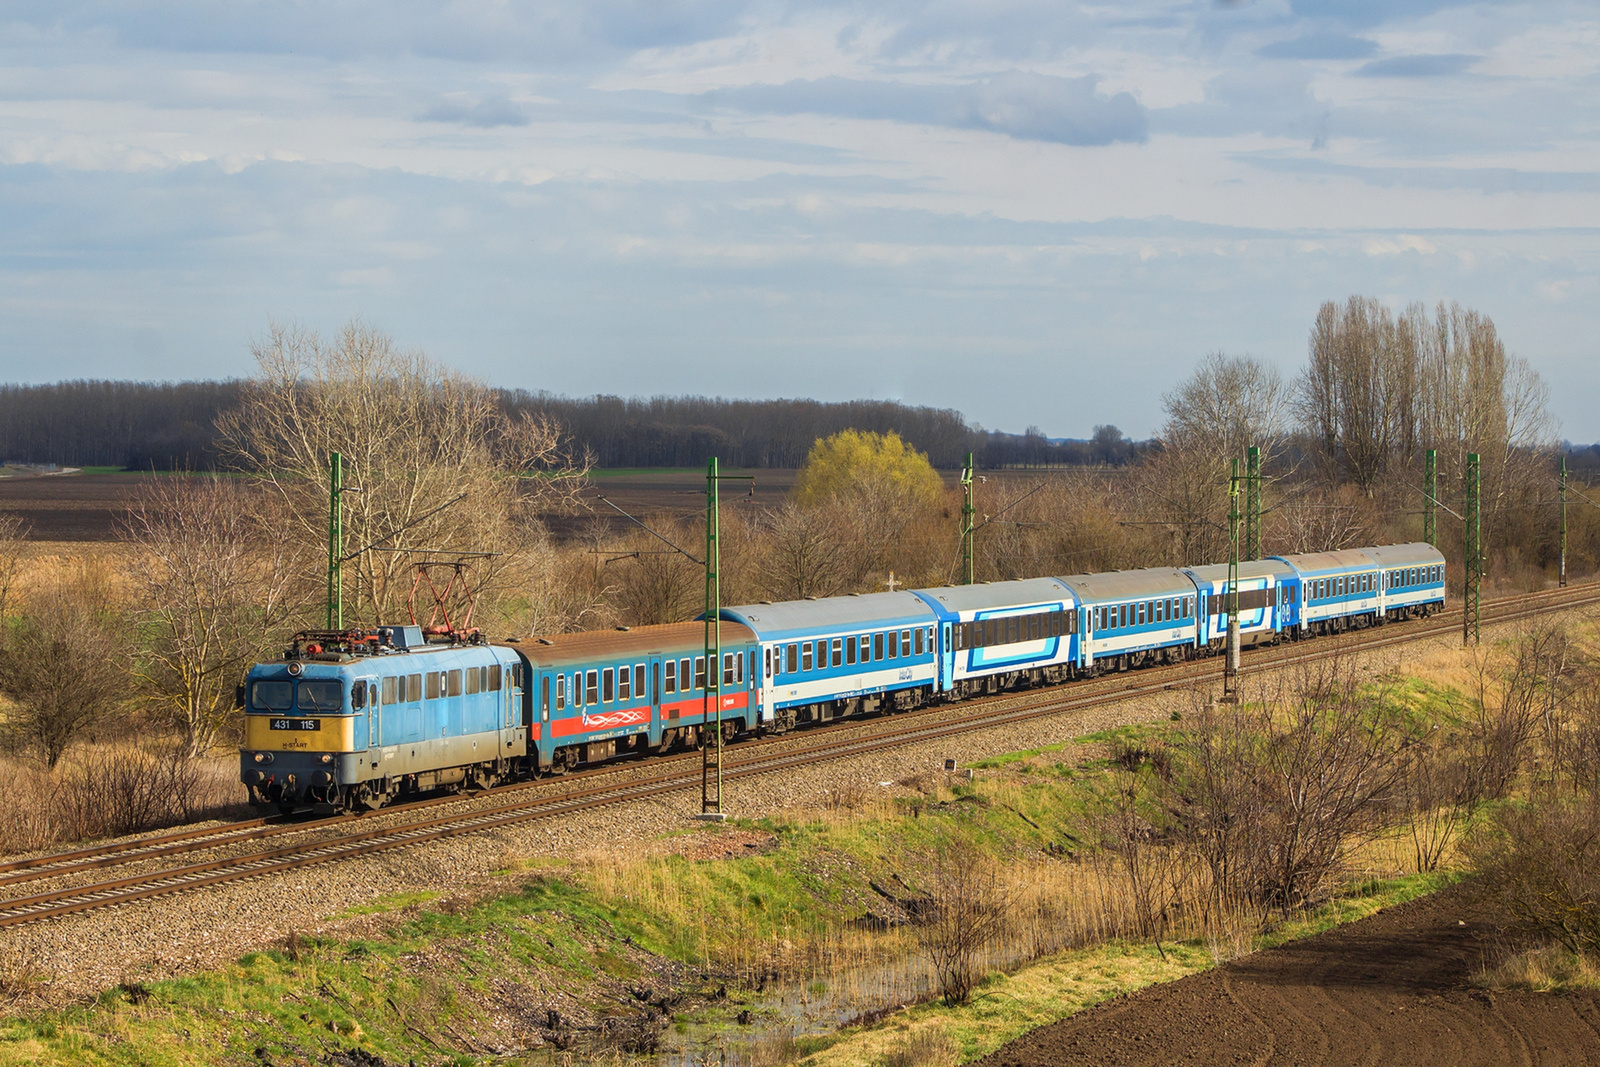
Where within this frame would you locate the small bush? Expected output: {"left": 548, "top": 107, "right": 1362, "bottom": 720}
{"left": 1469, "top": 792, "right": 1600, "bottom": 957}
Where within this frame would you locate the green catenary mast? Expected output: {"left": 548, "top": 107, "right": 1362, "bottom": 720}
{"left": 1245, "top": 445, "right": 1261, "bottom": 561}
{"left": 961, "top": 451, "right": 976, "bottom": 585}
{"left": 326, "top": 451, "right": 343, "bottom": 630}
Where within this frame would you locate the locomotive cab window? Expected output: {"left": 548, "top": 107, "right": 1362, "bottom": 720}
{"left": 465, "top": 668, "right": 480, "bottom": 696}
{"left": 299, "top": 680, "right": 343, "bottom": 712}
{"left": 489, "top": 664, "right": 502, "bottom": 691}
{"left": 381, "top": 677, "right": 398, "bottom": 705}
{"left": 352, "top": 684, "right": 367, "bottom": 710}
{"left": 251, "top": 681, "right": 294, "bottom": 711}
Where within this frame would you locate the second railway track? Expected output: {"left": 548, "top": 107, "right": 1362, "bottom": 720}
{"left": 3, "top": 580, "right": 1596, "bottom": 931}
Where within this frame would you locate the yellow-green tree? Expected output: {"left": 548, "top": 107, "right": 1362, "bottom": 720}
{"left": 788, "top": 430, "right": 947, "bottom": 588}
{"left": 793, "top": 429, "right": 944, "bottom": 509}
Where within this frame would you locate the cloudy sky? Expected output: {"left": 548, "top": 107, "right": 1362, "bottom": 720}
{"left": 2, "top": 1, "right": 1597, "bottom": 439}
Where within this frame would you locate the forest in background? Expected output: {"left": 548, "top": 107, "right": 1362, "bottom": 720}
{"left": 0, "top": 381, "right": 1148, "bottom": 473}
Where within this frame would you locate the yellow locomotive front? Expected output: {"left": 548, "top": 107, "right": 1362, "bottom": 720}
{"left": 240, "top": 655, "right": 363, "bottom": 811}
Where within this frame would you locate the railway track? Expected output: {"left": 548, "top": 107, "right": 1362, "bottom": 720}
{"left": 3, "top": 580, "right": 1596, "bottom": 931}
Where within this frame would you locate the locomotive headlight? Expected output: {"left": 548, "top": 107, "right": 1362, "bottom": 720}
{"left": 253, "top": 752, "right": 274, "bottom": 764}
{"left": 320, "top": 754, "right": 334, "bottom": 764}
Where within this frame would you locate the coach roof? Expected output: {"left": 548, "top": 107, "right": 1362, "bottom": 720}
{"left": 1273, "top": 549, "right": 1380, "bottom": 575}
{"left": 719, "top": 591, "right": 938, "bottom": 635}
{"left": 913, "top": 577, "right": 1074, "bottom": 614}
{"left": 514, "top": 621, "right": 754, "bottom": 666}
{"left": 1361, "top": 542, "right": 1447, "bottom": 568}
{"left": 1184, "top": 558, "right": 1297, "bottom": 585}
{"left": 1056, "top": 568, "right": 1195, "bottom": 602}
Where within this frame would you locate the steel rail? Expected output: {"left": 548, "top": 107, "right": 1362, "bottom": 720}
{"left": 2, "top": 580, "right": 1596, "bottom": 929}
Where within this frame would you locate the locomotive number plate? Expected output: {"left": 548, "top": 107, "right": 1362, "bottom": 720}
{"left": 270, "top": 718, "right": 321, "bottom": 732}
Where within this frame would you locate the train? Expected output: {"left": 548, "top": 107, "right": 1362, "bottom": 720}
{"left": 239, "top": 541, "right": 1447, "bottom": 812}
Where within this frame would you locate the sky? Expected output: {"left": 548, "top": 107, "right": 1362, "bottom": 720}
{"left": 1, "top": 1, "right": 1597, "bottom": 440}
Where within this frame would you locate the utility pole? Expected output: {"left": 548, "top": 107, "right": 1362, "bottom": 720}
{"left": 960, "top": 451, "right": 976, "bottom": 585}
{"left": 1464, "top": 452, "right": 1481, "bottom": 646}
{"left": 326, "top": 451, "right": 343, "bottom": 630}
{"left": 1559, "top": 455, "right": 1568, "bottom": 588}
{"left": 700, "top": 457, "right": 753, "bottom": 819}
{"left": 1222, "top": 458, "right": 1241, "bottom": 702}
{"left": 1424, "top": 449, "right": 1437, "bottom": 548}
{"left": 1244, "top": 445, "right": 1261, "bottom": 561}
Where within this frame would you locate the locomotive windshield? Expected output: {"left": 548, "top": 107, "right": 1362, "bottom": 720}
{"left": 250, "top": 680, "right": 293, "bottom": 711}
{"left": 297, "top": 681, "right": 344, "bottom": 712}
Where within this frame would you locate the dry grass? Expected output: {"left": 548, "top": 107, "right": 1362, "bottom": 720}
{"left": 0, "top": 746, "right": 244, "bottom": 855}
{"left": 1477, "top": 943, "right": 1600, "bottom": 992}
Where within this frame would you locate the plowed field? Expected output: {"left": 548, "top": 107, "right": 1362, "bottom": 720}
{"left": 976, "top": 884, "right": 1600, "bottom": 1067}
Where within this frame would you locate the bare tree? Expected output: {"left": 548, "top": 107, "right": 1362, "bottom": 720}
{"left": 0, "top": 513, "right": 27, "bottom": 629}
{"left": 215, "top": 320, "right": 590, "bottom": 627}
{"left": 758, "top": 502, "right": 853, "bottom": 601}
{"left": 122, "top": 476, "right": 303, "bottom": 757}
{"left": 1161, "top": 352, "right": 1291, "bottom": 467}
{"left": 911, "top": 836, "right": 1011, "bottom": 1006}
{"left": 1097, "top": 767, "right": 1190, "bottom": 959}
{"left": 0, "top": 562, "right": 127, "bottom": 769}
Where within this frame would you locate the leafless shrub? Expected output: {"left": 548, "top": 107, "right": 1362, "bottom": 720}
{"left": 51, "top": 746, "right": 241, "bottom": 842}
{"left": 1174, "top": 664, "right": 1405, "bottom": 918}
{"left": 1469, "top": 791, "right": 1600, "bottom": 958}
{"left": 1401, "top": 734, "right": 1476, "bottom": 873}
{"left": 0, "top": 560, "right": 128, "bottom": 769}
{"left": 1465, "top": 622, "right": 1581, "bottom": 798}
{"left": 909, "top": 836, "right": 1011, "bottom": 1006}
{"left": 1095, "top": 769, "right": 1190, "bottom": 959}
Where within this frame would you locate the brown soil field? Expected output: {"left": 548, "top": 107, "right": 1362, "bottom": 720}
{"left": 975, "top": 882, "right": 1600, "bottom": 1067}
{"left": 0, "top": 472, "right": 148, "bottom": 541}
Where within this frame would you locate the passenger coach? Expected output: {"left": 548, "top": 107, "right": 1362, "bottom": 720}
{"left": 1058, "top": 568, "right": 1200, "bottom": 673}
{"left": 912, "top": 577, "right": 1078, "bottom": 696}
{"left": 719, "top": 592, "right": 940, "bottom": 729}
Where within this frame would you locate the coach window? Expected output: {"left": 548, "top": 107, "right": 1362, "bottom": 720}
{"left": 782, "top": 644, "right": 796, "bottom": 674}
{"left": 896, "top": 629, "right": 907, "bottom": 657}
{"left": 553, "top": 673, "right": 565, "bottom": 711}
{"left": 872, "top": 632, "right": 884, "bottom": 660}
{"left": 694, "top": 656, "right": 707, "bottom": 690}
{"left": 584, "top": 670, "right": 598, "bottom": 705}
{"left": 912, "top": 629, "right": 922, "bottom": 656}
{"left": 619, "top": 665, "right": 632, "bottom": 702}
{"left": 763, "top": 648, "right": 772, "bottom": 679}
{"left": 665, "top": 659, "right": 678, "bottom": 694}
{"left": 802, "top": 642, "right": 814, "bottom": 671}
{"left": 845, "top": 636, "right": 857, "bottom": 666}
{"left": 601, "top": 668, "right": 615, "bottom": 703}
{"left": 831, "top": 638, "right": 843, "bottom": 667}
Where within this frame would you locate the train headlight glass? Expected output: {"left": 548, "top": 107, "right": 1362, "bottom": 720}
{"left": 320, "top": 754, "right": 334, "bottom": 764}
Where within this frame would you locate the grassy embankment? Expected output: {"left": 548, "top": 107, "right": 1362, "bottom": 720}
{"left": 0, "top": 675, "right": 1474, "bottom": 1067}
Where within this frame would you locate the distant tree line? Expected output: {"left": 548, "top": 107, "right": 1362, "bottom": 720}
{"left": 0, "top": 380, "right": 242, "bottom": 469}
{"left": 0, "top": 380, "right": 1149, "bottom": 471}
